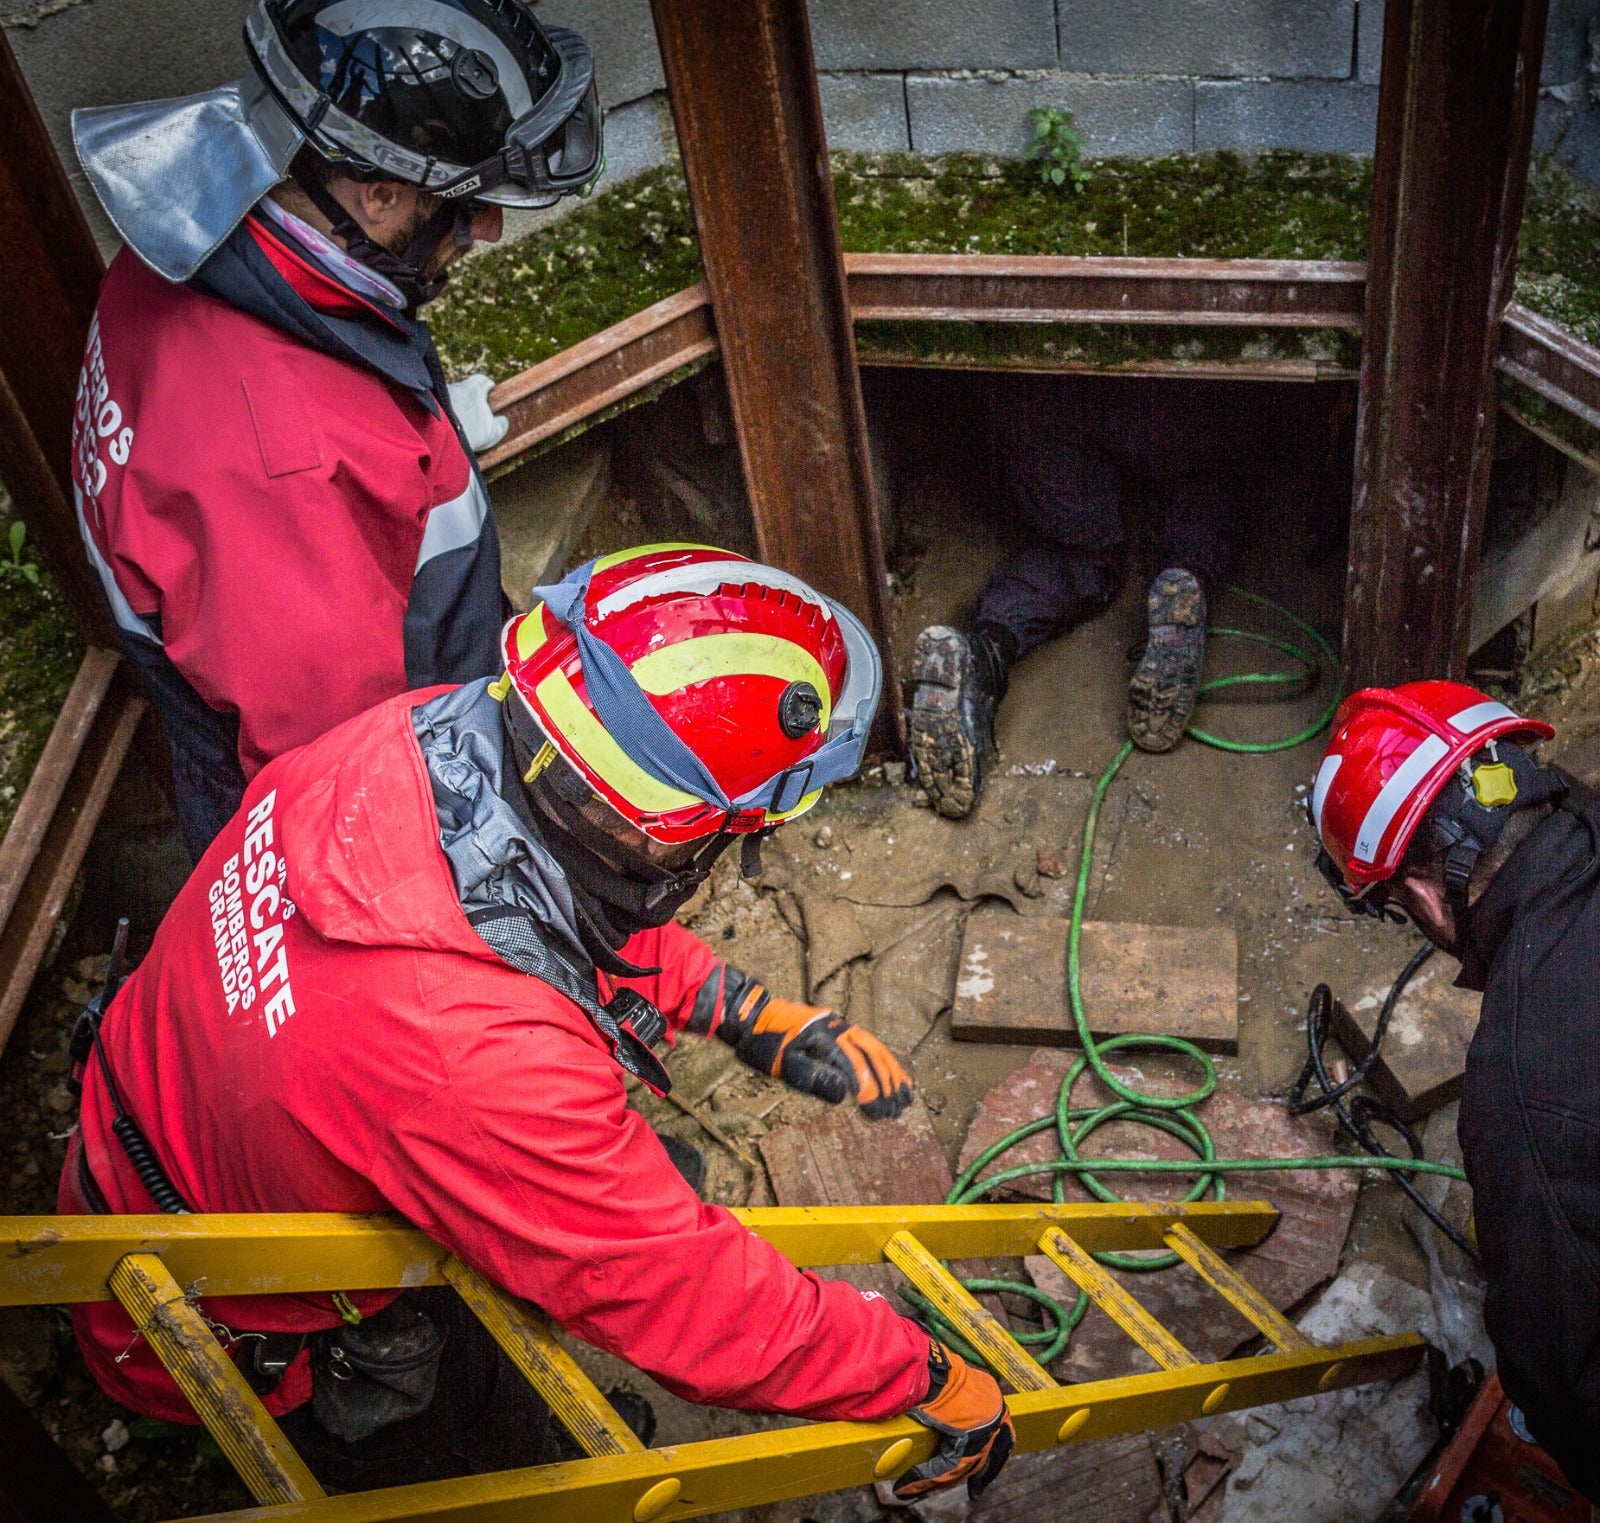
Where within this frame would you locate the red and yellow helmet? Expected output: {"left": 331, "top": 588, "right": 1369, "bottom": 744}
{"left": 497, "top": 544, "right": 882, "bottom": 849}
{"left": 1310, "top": 680, "right": 1553, "bottom": 891}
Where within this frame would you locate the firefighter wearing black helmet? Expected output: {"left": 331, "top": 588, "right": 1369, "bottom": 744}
{"left": 67, "top": 0, "right": 603, "bottom": 857}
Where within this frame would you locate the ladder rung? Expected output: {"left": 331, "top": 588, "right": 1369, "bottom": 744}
{"left": 1162, "top": 1223, "right": 1314, "bottom": 1354}
{"left": 882, "top": 1230, "right": 1055, "bottom": 1392}
{"left": 1036, "top": 1228, "right": 1197, "bottom": 1372}
{"left": 441, "top": 1257, "right": 645, "bottom": 1456}
{"left": 107, "top": 1253, "right": 324, "bottom": 1504}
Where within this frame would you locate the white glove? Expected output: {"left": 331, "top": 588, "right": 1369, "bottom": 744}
{"left": 447, "top": 373, "right": 510, "bottom": 453}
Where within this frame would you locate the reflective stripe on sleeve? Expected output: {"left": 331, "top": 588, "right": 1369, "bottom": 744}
{"left": 416, "top": 477, "right": 488, "bottom": 571}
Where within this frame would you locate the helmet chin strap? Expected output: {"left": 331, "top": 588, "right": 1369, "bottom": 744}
{"left": 294, "top": 174, "right": 474, "bottom": 310}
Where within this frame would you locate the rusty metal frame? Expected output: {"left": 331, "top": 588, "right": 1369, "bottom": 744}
{"left": 484, "top": 254, "right": 1372, "bottom": 468}
{"left": 1498, "top": 300, "right": 1600, "bottom": 435}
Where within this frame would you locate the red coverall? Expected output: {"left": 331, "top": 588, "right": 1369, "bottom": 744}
{"left": 59, "top": 690, "right": 929, "bottom": 1425}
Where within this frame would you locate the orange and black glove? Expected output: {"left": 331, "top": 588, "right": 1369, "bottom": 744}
{"left": 688, "top": 967, "right": 914, "bottom": 1119}
{"left": 895, "top": 1340, "right": 1015, "bottom": 1501}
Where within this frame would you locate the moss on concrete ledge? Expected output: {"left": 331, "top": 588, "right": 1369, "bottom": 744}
{"left": 428, "top": 151, "right": 1600, "bottom": 385}
{"left": 1517, "top": 161, "right": 1600, "bottom": 348}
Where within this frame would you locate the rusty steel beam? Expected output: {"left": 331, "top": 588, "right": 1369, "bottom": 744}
{"left": 482, "top": 256, "right": 1371, "bottom": 471}
{"left": 649, "top": 0, "right": 897, "bottom": 722}
{"left": 0, "top": 649, "right": 145, "bottom": 1055}
{"left": 483, "top": 284, "right": 716, "bottom": 473}
{"left": 1344, "top": 0, "right": 1550, "bottom": 688}
{"left": 846, "top": 254, "right": 1366, "bottom": 328}
{"left": 0, "top": 30, "right": 111, "bottom": 640}
{"left": 1498, "top": 300, "right": 1600, "bottom": 434}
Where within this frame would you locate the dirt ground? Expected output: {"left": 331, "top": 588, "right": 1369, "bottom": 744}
{"left": 0, "top": 368, "right": 1547, "bottom": 1520}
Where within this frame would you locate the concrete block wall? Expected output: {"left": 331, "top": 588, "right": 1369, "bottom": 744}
{"left": 8, "top": 0, "right": 1600, "bottom": 253}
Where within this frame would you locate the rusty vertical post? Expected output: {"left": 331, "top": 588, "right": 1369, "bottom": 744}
{"left": 648, "top": 0, "right": 898, "bottom": 732}
{"left": 1344, "top": 0, "right": 1550, "bottom": 686}
{"left": 0, "top": 30, "right": 114, "bottom": 643}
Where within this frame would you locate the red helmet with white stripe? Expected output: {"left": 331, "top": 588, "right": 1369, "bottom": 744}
{"left": 498, "top": 544, "right": 882, "bottom": 850}
{"left": 1310, "top": 681, "right": 1553, "bottom": 890}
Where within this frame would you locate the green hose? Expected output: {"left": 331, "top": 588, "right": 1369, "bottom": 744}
{"left": 902, "top": 586, "right": 1469, "bottom": 1372}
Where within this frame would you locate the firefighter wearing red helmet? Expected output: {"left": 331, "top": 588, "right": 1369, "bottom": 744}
{"left": 58, "top": 546, "right": 1013, "bottom": 1499}
{"left": 1309, "top": 679, "right": 1600, "bottom": 1502}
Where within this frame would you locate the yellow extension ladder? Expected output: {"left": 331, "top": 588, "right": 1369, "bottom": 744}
{"left": 0, "top": 1201, "right": 1423, "bottom": 1523}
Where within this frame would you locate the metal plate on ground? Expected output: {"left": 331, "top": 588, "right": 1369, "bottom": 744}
{"left": 950, "top": 909, "right": 1239, "bottom": 1053}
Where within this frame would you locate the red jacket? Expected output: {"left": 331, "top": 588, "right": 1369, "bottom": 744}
{"left": 60, "top": 690, "right": 928, "bottom": 1425}
{"left": 72, "top": 226, "right": 502, "bottom": 787}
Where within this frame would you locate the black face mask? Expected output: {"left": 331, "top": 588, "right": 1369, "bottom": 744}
{"left": 501, "top": 720, "right": 731, "bottom": 972}
{"left": 296, "top": 173, "right": 477, "bottom": 311}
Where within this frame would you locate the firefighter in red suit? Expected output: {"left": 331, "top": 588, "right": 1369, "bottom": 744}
{"left": 59, "top": 546, "right": 1016, "bottom": 1498}
{"left": 69, "top": 0, "right": 607, "bottom": 858}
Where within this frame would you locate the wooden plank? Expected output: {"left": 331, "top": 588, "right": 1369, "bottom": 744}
{"left": 950, "top": 911, "right": 1238, "bottom": 1053}
{"left": 107, "top": 1254, "right": 323, "bottom": 1505}
{"left": 957, "top": 1052, "right": 1358, "bottom": 1384}
{"left": 491, "top": 437, "right": 611, "bottom": 610}
{"left": 1345, "top": 0, "right": 1550, "bottom": 685}
{"left": 1327, "top": 956, "right": 1481, "bottom": 1122}
{"left": 887, "top": 1434, "right": 1165, "bottom": 1523}
{"left": 0, "top": 659, "right": 145, "bottom": 1055}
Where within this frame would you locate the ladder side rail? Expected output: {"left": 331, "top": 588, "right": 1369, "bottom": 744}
{"left": 1163, "top": 1222, "right": 1315, "bottom": 1354}
{"left": 168, "top": 1335, "right": 1427, "bottom": 1523}
{"left": 882, "top": 1230, "right": 1056, "bottom": 1393}
{"left": 440, "top": 1256, "right": 644, "bottom": 1457}
{"left": 1037, "top": 1227, "right": 1199, "bottom": 1372}
{"left": 107, "top": 1253, "right": 324, "bottom": 1505}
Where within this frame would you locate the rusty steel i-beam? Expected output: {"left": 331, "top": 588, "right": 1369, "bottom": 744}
{"left": 1345, "top": 0, "right": 1550, "bottom": 687}
{"left": 648, "top": 0, "right": 896, "bottom": 724}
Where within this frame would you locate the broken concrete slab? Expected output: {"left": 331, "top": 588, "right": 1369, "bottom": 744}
{"left": 1328, "top": 950, "right": 1480, "bottom": 1121}
{"left": 761, "top": 775, "right": 1113, "bottom": 917}
{"left": 951, "top": 906, "right": 1238, "bottom": 1053}
{"left": 956, "top": 1050, "right": 1358, "bottom": 1383}
{"left": 761, "top": 1098, "right": 1002, "bottom": 1312}
{"left": 490, "top": 436, "right": 611, "bottom": 609}
{"left": 1207, "top": 1262, "right": 1438, "bottom": 1523}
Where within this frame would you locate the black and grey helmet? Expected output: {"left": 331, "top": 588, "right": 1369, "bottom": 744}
{"left": 71, "top": 0, "right": 601, "bottom": 286}
{"left": 248, "top": 0, "right": 603, "bottom": 208}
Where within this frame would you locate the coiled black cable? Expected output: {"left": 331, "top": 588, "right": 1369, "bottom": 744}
{"left": 1287, "top": 943, "right": 1474, "bottom": 1260}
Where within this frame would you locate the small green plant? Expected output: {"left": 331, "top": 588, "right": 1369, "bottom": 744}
{"left": 3, "top": 521, "right": 38, "bottom": 586}
{"left": 1026, "top": 107, "right": 1091, "bottom": 193}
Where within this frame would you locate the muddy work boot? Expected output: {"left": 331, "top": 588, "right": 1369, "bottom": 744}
{"left": 909, "top": 622, "right": 1016, "bottom": 819}
{"left": 1127, "top": 569, "right": 1207, "bottom": 753}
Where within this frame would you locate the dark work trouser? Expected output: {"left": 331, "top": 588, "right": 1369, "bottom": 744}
{"left": 116, "top": 627, "right": 246, "bottom": 863}
{"left": 278, "top": 1288, "right": 557, "bottom": 1493}
{"left": 973, "top": 375, "right": 1243, "bottom": 658}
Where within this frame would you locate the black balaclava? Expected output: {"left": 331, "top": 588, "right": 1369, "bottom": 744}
{"left": 295, "top": 173, "right": 476, "bottom": 311}
{"left": 1415, "top": 739, "right": 1566, "bottom": 987}
{"left": 500, "top": 716, "right": 732, "bottom": 976}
